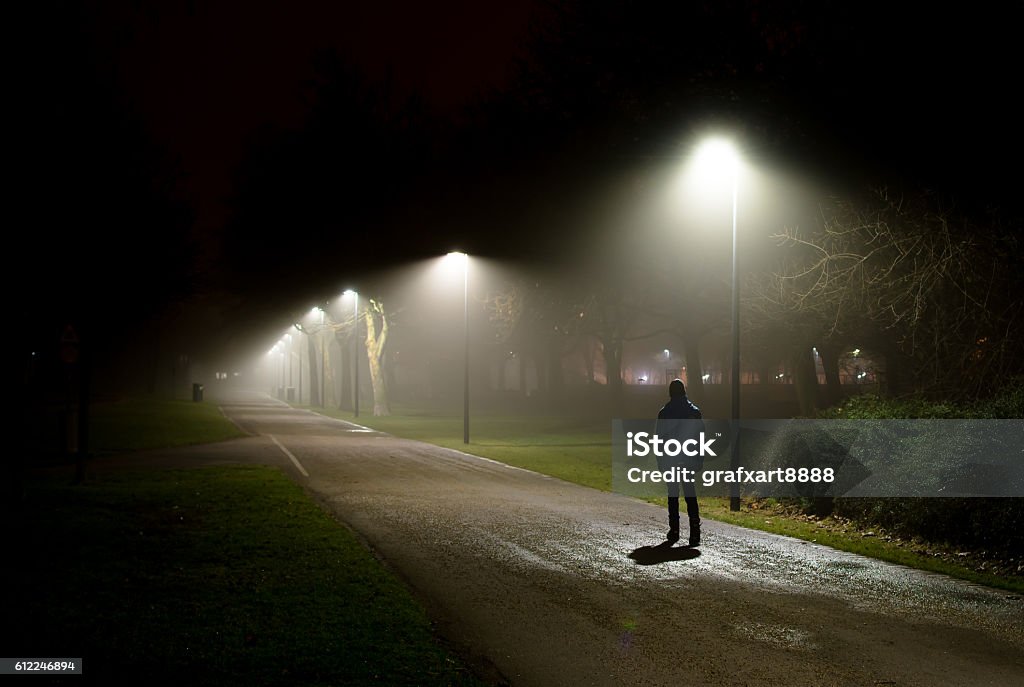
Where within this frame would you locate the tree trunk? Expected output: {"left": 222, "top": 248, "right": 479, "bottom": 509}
{"left": 603, "top": 338, "right": 624, "bottom": 415}
{"left": 545, "top": 336, "right": 563, "bottom": 402}
{"left": 582, "top": 337, "right": 596, "bottom": 384}
{"left": 534, "top": 350, "right": 547, "bottom": 395}
{"left": 307, "top": 335, "right": 320, "bottom": 406}
{"left": 366, "top": 349, "right": 388, "bottom": 415}
{"left": 338, "top": 334, "right": 351, "bottom": 410}
{"left": 683, "top": 334, "right": 704, "bottom": 398}
{"left": 518, "top": 353, "right": 528, "bottom": 396}
{"left": 817, "top": 344, "right": 843, "bottom": 407}
{"left": 791, "top": 345, "right": 819, "bottom": 417}
{"left": 879, "top": 341, "right": 909, "bottom": 396}
{"left": 363, "top": 300, "right": 390, "bottom": 416}
{"left": 324, "top": 337, "right": 338, "bottom": 407}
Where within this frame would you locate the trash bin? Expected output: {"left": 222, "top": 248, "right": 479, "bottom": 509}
{"left": 192, "top": 383, "right": 204, "bottom": 402}
{"left": 286, "top": 387, "right": 296, "bottom": 402}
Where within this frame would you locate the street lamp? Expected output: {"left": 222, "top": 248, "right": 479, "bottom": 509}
{"left": 693, "top": 137, "right": 741, "bottom": 511}
{"left": 445, "top": 251, "right": 470, "bottom": 444}
{"left": 343, "top": 289, "right": 359, "bottom": 418}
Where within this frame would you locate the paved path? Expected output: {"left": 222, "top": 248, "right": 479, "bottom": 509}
{"left": 123, "top": 391, "right": 1024, "bottom": 686}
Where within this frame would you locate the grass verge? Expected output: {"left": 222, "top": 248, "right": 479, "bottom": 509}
{"left": 314, "top": 406, "right": 610, "bottom": 490}
{"left": 1, "top": 466, "right": 482, "bottom": 686}
{"left": 698, "top": 498, "right": 1024, "bottom": 594}
{"left": 314, "top": 405, "right": 1024, "bottom": 594}
{"left": 90, "top": 398, "right": 247, "bottom": 452}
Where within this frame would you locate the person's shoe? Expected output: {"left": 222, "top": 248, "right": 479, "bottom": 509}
{"left": 688, "top": 518, "right": 702, "bottom": 547}
{"left": 667, "top": 518, "right": 680, "bottom": 543}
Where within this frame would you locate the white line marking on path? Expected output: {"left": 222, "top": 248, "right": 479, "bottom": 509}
{"left": 269, "top": 434, "right": 309, "bottom": 477}
{"left": 218, "top": 406, "right": 250, "bottom": 435}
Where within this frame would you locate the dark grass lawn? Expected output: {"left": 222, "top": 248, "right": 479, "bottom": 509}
{"left": 89, "top": 398, "right": 247, "bottom": 452}
{"left": 1, "top": 466, "right": 483, "bottom": 686}
{"left": 316, "top": 406, "right": 612, "bottom": 490}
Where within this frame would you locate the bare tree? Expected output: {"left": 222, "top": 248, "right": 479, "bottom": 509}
{"left": 294, "top": 321, "right": 328, "bottom": 406}
{"left": 765, "top": 188, "right": 1022, "bottom": 397}
{"left": 363, "top": 298, "right": 391, "bottom": 416}
{"left": 486, "top": 277, "right": 585, "bottom": 401}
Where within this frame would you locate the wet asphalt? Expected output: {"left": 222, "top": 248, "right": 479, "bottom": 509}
{"left": 130, "top": 391, "right": 1023, "bottom": 686}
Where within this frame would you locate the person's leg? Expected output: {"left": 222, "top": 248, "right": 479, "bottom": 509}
{"left": 666, "top": 481, "right": 680, "bottom": 542}
{"left": 683, "top": 481, "right": 701, "bottom": 546}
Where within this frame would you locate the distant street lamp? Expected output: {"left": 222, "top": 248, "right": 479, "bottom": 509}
{"left": 693, "top": 138, "right": 742, "bottom": 511}
{"left": 343, "top": 289, "right": 360, "bottom": 418}
{"left": 446, "top": 251, "right": 470, "bottom": 444}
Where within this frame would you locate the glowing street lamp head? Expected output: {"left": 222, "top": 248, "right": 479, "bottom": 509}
{"left": 342, "top": 289, "right": 357, "bottom": 298}
{"left": 441, "top": 251, "right": 469, "bottom": 279}
{"left": 693, "top": 138, "right": 739, "bottom": 179}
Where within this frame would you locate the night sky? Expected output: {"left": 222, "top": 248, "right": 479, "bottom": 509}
{"left": 86, "top": 0, "right": 537, "bottom": 236}
{"left": 20, "top": 1, "right": 1024, "bottom": 377}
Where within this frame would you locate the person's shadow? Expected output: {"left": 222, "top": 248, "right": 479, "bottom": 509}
{"left": 628, "top": 541, "right": 702, "bottom": 565}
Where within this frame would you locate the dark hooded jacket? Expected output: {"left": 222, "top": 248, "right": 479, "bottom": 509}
{"left": 656, "top": 395, "right": 705, "bottom": 470}
{"left": 657, "top": 395, "right": 702, "bottom": 422}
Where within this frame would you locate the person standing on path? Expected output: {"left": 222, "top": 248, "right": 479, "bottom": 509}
{"left": 656, "top": 378, "right": 704, "bottom": 546}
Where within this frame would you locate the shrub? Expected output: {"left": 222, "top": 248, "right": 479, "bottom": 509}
{"left": 815, "top": 379, "right": 1024, "bottom": 556}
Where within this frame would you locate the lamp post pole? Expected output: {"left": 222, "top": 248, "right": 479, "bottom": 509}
{"left": 729, "top": 162, "right": 741, "bottom": 512}
{"left": 353, "top": 292, "right": 360, "bottom": 418}
{"left": 463, "top": 256, "right": 469, "bottom": 444}
{"left": 320, "top": 308, "right": 326, "bottom": 408}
